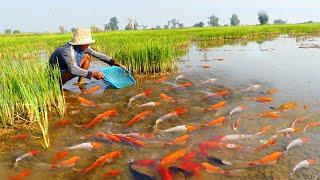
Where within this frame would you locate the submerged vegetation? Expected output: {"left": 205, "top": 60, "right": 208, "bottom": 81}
{"left": 0, "top": 59, "right": 65, "bottom": 148}
{"left": 1, "top": 23, "right": 320, "bottom": 148}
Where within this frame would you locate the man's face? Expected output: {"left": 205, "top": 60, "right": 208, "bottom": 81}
{"left": 79, "top": 44, "right": 89, "bottom": 51}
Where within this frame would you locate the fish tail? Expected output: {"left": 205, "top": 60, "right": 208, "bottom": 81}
{"left": 303, "top": 125, "right": 309, "bottom": 133}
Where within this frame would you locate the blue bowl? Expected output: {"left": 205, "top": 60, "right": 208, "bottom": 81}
{"left": 101, "top": 66, "right": 136, "bottom": 89}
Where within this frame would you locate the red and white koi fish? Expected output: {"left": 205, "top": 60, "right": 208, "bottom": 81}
{"left": 77, "top": 151, "right": 121, "bottom": 174}
{"left": 125, "top": 110, "right": 153, "bottom": 128}
{"left": 75, "top": 109, "right": 117, "bottom": 129}
{"left": 168, "top": 82, "right": 193, "bottom": 91}
{"left": 277, "top": 127, "right": 301, "bottom": 134}
{"left": 241, "top": 84, "right": 261, "bottom": 92}
{"left": 83, "top": 85, "right": 100, "bottom": 94}
{"left": 203, "top": 101, "right": 227, "bottom": 112}
{"left": 128, "top": 89, "right": 153, "bottom": 107}
{"left": 285, "top": 137, "right": 310, "bottom": 153}
{"left": 229, "top": 105, "right": 248, "bottom": 117}
{"left": 231, "top": 115, "right": 241, "bottom": 132}
{"left": 14, "top": 150, "right": 40, "bottom": 168}
{"left": 154, "top": 108, "right": 187, "bottom": 129}
{"left": 201, "top": 90, "right": 230, "bottom": 100}
{"left": 199, "top": 78, "right": 217, "bottom": 85}
{"left": 175, "top": 75, "right": 184, "bottom": 81}
{"left": 248, "top": 151, "right": 283, "bottom": 166}
{"left": 303, "top": 121, "right": 320, "bottom": 133}
{"left": 213, "top": 134, "right": 255, "bottom": 142}
{"left": 160, "top": 93, "right": 177, "bottom": 103}
{"left": 65, "top": 142, "right": 103, "bottom": 151}
{"left": 138, "top": 101, "right": 161, "bottom": 108}
{"left": 77, "top": 96, "right": 97, "bottom": 107}
{"left": 9, "top": 169, "right": 31, "bottom": 180}
{"left": 156, "top": 124, "right": 198, "bottom": 133}
{"left": 292, "top": 159, "right": 317, "bottom": 175}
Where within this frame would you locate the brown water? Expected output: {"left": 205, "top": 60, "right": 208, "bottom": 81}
{"left": 1, "top": 36, "right": 320, "bottom": 180}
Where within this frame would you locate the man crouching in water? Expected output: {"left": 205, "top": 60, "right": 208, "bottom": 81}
{"left": 49, "top": 28, "right": 126, "bottom": 86}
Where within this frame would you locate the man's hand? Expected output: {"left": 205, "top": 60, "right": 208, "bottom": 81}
{"left": 92, "top": 71, "right": 104, "bottom": 80}
{"left": 118, "top": 64, "right": 127, "bottom": 70}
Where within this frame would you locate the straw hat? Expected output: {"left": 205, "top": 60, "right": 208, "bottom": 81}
{"left": 69, "top": 28, "right": 95, "bottom": 45}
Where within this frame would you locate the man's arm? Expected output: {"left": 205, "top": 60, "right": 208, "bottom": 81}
{"left": 62, "top": 46, "right": 92, "bottom": 79}
{"left": 85, "top": 48, "right": 116, "bottom": 66}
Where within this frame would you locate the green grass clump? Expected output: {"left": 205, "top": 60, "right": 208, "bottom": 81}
{"left": 0, "top": 59, "right": 65, "bottom": 148}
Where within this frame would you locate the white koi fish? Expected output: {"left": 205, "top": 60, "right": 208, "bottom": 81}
{"left": 214, "top": 134, "right": 255, "bottom": 141}
{"left": 285, "top": 137, "right": 310, "bottom": 153}
{"left": 14, "top": 150, "right": 40, "bottom": 168}
{"left": 199, "top": 78, "right": 217, "bottom": 85}
{"left": 175, "top": 75, "right": 184, "bottom": 81}
{"left": 292, "top": 159, "right": 317, "bottom": 175}
{"left": 156, "top": 124, "right": 197, "bottom": 133}
{"left": 229, "top": 105, "right": 248, "bottom": 117}
{"left": 154, "top": 108, "right": 187, "bottom": 129}
{"left": 138, "top": 102, "right": 161, "bottom": 108}
{"left": 128, "top": 89, "right": 153, "bottom": 107}
{"left": 65, "top": 142, "right": 103, "bottom": 151}
{"left": 241, "top": 84, "right": 261, "bottom": 92}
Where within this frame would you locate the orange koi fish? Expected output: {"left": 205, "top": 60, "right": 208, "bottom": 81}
{"left": 50, "top": 156, "right": 80, "bottom": 169}
{"left": 266, "top": 88, "right": 278, "bottom": 95}
{"left": 202, "top": 90, "right": 230, "bottom": 100}
{"left": 255, "top": 125, "right": 273, "bottom": 135}
{"left": 138, "top": 101, "right": 161, "bottom": 108}
{"left": 206, "top": 116, "right": 227, "bottom": 127}
{"left": 157, "top": 165, "right": 173, "bottom": 180}
{"left": 160, "top": 93, "right": 176, "bottom": 103}
{"left": 9, "top": 169, "right": 31, "bottom": 180}
{"left": 183, "top": 151, "right": 197, "bottom": 161}
{"left": 78, "top": 151, "right": 121, "bottom": 174}
{"left": 77, "top": 96, "right": 97, "bottom": 107}
{"left": 277, "top": 101, "right": 298, "bottom": 112}
{"left": 166, "top": 134, "right": 190, "bottom": 145}
{"left": 52, "top": 150, "right": 69, "bottom": 165}
{"left": 14, "top": 150, "right": 40, "bottom": 168}
{"left": 172, "top": 161, "right": 202, "bottom": 176}
{"left": 128, "top": 89, "right": 153, "bottom": 106}
{"left": 125, "top": 110, "right": 153, "bottom": 128}
{"left": 75, "top": 109, "right": 117, "bottom": 129}
{"left": 303, "top": 121, "right": 320, "bottom": 133}
{"left": 160, "top": 148, "right": 186, "bottom": 166}
{"left": 169, "top": 82, "right": 193, "bottom": 91}
{"left": 255, "top": 139, "right": 277, "bottom": 152}
{"left": 203, "top": 101, "right": 227, "bottom": 112}
{"left": 253, "top": 96, "right": 272, "bottom": 103}
{"left": 11, "top": 134, "right": 29, "bottom": 141}
{"left": 102, "top": 169, "right": 121, "bottom": 177}
{"left": 83, "top": 85, "right": 100, "bottom": 94}
{"left": 202, "top": 162, "right": 226, "bottom": 174}
{"left": 155, "top": 76, "right": 168, "bottom": 83}
{"left": 80, "top": 132, "right": 121, "bottom": 143}
{"left": 259, "top": 111, "right": 280, "bottom": 119}
{"left": 154, "top": 108, "right": 187, "bottom": 129}
{"left": 115, "top": 134, "right": 145, "bottom": 147}
{"left": 248, "top": 151, "right": 283, "bottom": 166}
{"left": 54, "top": 119, "right": 72, "bottom": 128}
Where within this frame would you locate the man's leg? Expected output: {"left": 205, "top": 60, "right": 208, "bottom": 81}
{"left": 78, "top": 54, "right": 91, "bottom": 84}
{"left": 61, "top": 72, "right": 76, "bottom": 85}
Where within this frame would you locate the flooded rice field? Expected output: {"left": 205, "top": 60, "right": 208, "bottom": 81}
{"left": 2, "top": 36, "right": 320, "bottom": 180}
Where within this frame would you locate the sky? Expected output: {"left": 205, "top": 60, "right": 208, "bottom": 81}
{"left": 1, "top": 0, "right": 320, "bottom": 32}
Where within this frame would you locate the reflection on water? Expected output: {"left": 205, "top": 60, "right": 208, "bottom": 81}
{"left": 1, "top": 37, "right": 320, "bottom": 180}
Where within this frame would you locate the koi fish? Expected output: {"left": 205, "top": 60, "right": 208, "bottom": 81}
{"left": 160, "top": 148, "right": 186, "bottom": 166}
{"left": 83, "top": 85, "right": 100, "bottom": 94}
{"left": 198, "top": 141, "right": 240, "bottom": 156}
{"left": 77, "top": 96, "right": 97, "bottom": 107}
{"left": 285, "top": 137, "right": 310, "bottom": 153}
{"left": 75, "top": 109, "right": 117, "bottom": 129}
{"left": 175, "top": 75, "right": 184, "bottom": 81}
{"left": 291, "top": 115, "right": 309, "bottom": 128}
{"left": 170, "top": 161, "right": 202, "bottom": 176}
{"left": 198, "top": 65, "right": 211, "bottom": 68}
{"left": 199, "top": 78, "right": 217, "bottom": 85}
{"left": 80, "top": 132, "right": 121, "bottom": 143}
{"left": 156, "top": 124, "right": 197, "bottom": 133}
{"left": 123, "top": 133, "right": 155, "bottom": 140}
{"left": 102, "top": 169, "right": 121, "bottom": 177}
{"left": 114, "top": 134, "right": 145, "bottom": 147}
{"left": 52, "top": 150, "right": 69, "bottom": 165}
{"left": 241, "top": 84, "right": 261, "bottom": 92}
{"left": 213, "top": 134, "right": 254, "bottom": 142}
{"left": 50, "top": 156, "right": 80, "bottom": 169}
{"left": 277, "top": 127, "right": 301, "bottom": 134}
{"left": 125, "top": 110, "right": 153, "bottom": 128}
{"left": 265, "top": 88, "right": 278, "bottom": 95}
{"left": 78, "top": 151, "right": 121, "bottom": 174}
{"left": 128, "top": 89, "right": 153, "bottom": 107}
{"left": 54, "top": 119, "right": 72, "bottom": 128}
{"left": 155, "top": 76, "right": 168, "bottom": 83}
{"left": 169, "top": 82, "right": 193, "bottom": 91}
{"left": 157, "top": 165, "right": 173, "bottom": 180}
{"left": 292, "top": 159, "right": 317, "bottom": 175}
{"left": 133, "top": 159, "right": 157, "bottom": 166}
{"left": 259, "top": 111, "right": 280, "bottom": 119}
{"left": 248, "top": 151, "right": 283, "bottom": 166}
{"left": 138, "top": 101, "right": 161, "bottom": 108}
{"left": 11, "top": 134, "right": 29, "bottom": 141}
{"left": 253, "top": 96, "right": 272, "bottom": 103}
{"left": 229, "top": 105, "right": 248, "bottom": 117}
{"left": 160, "top": 93, "right": 176, "bottom": 103}
{"left": 154, "top": 108, "right": 187, "bottom": 129}
{"left": 203, "top": 101, "right": 227, "bottom": 112}
{"left": 303, "top": 121, "right": 320, "bottom": 133}
{"left": 202, "top": 162, "right": 226, "bottom": 174}
{"left": 183, "top": 151, "right": 197, "bottom": 161}
{"left": 207, "top": 156, "right": 232, "bottom": 166}
{"left": 277, "top": 101, "right": 298, "bottom": 112}
{"left": 9, "top": 169, "right": 31, "bottom": 180}
{"left": 65, "top": 142, "right": 103, "bottom": 151}
{"left": 206, "top": 116, "right": 227, "bottom": 127}
{"left": 214, "top": 57, "right": 224, "bottom": 61}
{"left": 231, "top": 115, "right": 241, "bottom": 132}
{"left": 14, "top": 150, "right": 40, "bottom": 168}
{"left": 201, "top": 90, "right": 230, "bottom": 100}
{"left": 165, "top": 134, "right": 190, "bottom": 145}
{"left": 255, "top": 125, "right": 273, "bottom": 135}
{"left": 255, "top": 139, "right": 277, "bottom": 152}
